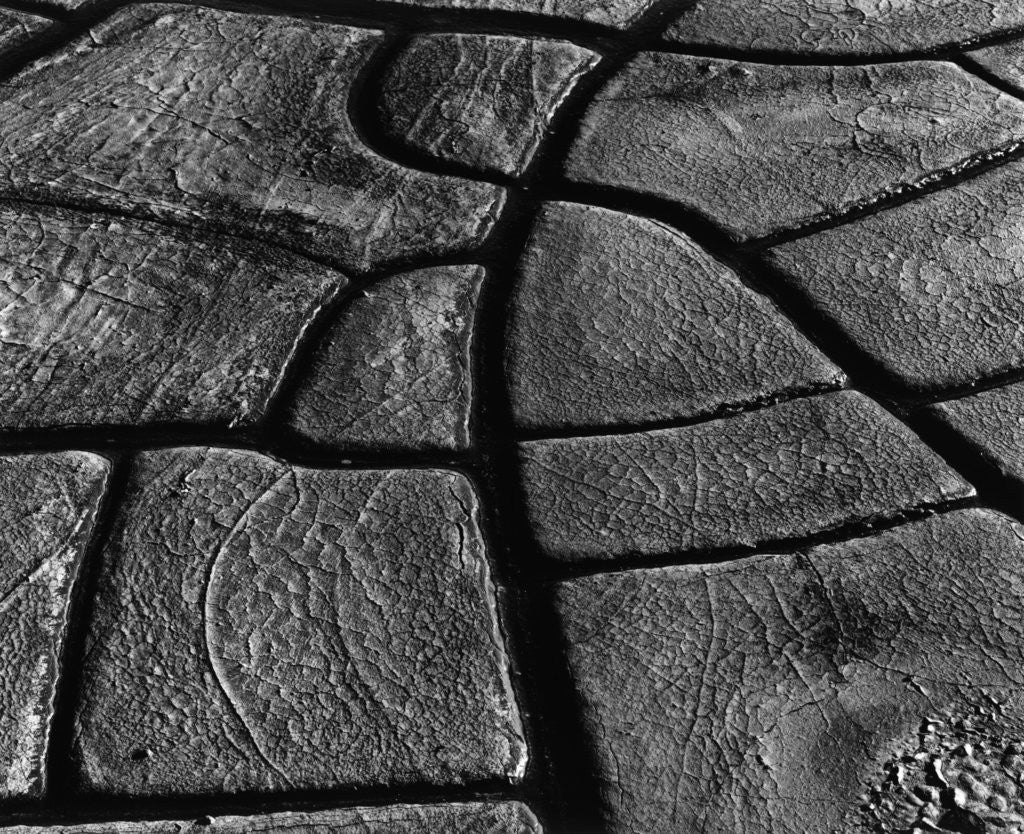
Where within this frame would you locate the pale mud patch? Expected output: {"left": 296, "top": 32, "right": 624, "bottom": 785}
{"left": 858, "top": 694, "right": 1024, "bottom": 833}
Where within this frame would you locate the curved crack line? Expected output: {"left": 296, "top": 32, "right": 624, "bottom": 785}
{"left": 345, "top": 28, "right": 517, "bottom": 192}
{"left": 752, "top": 134, "right": 1024, "bottom": 250}
{"left": 200, "top": 467, "right": 297, "bottom": 790}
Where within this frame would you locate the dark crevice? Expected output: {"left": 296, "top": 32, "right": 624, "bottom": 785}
{"left": 902, "top": 366, "right": 1024, "bottom": 409}
{"left": 0, "top": 778, "right": 523, "bottom": 827}
{"left": 346, "top": 30, "right": 516, "bottom": 189}
{"left": 563, "top": 132, "right": 1024, "bottom": 256}
{"left": 542, "top": 128, "right": 1024, "bottom": 272}
{"left": 955, "top": 52, "right": 1024, "bottom": 100}
{"left": 453, "top": 464, "right": 606, "bottom": 834}
{"left": 937, "top": 807, "right": 987, "bottom": 834}
{"left": 545, "top": 496, "right": 981, "bottom": 584}
{"left": 452, "top": 292, "right": 557, "bottom": 834}
{"left": 649, "top": 33, "right": 1024, "bottom": 66}
{"left": 850, "top": 392, "right": 1020, "bottom": 531}
{"left": 906, "top": 21, "right": 1024, "bottom": 57}
{"left": 350, "top": 30, "right": 524, "bottom": 187}
{"left": 0, "top": 1, "right": 64, "bottom": 21}
{"left": 540, "top": 180, "right": 739, "bottom": 246}
{"left": 340, "top": 0, "right": 689, "bottom": 192}
{"left": 524, "top": 127, "right": 1024, "bottom": 258}
{"left": 310, "top": 0, "right": 622, "bottom": 45}
{"left": 750, "top": 135, "right": 1024, "bottom": 249}
{"left": 899, "top": 408, "right": 1024, "bottom": 526}
{"left": 469, "top": 229, "right": 609, "bottom": 834}
{"left": 0, "top": 422, "right": 477, "bottom": 471}
{"left": 43, "top": 453, "right": 127, "bottom": 801}
{"left": 738, "top": 258, "right": 913, "bottom": 402}
{"left": 448, "top": 3, "right": 695, "bottom": 832}
{"left": 0, "top": 1, "right": 119, "bottom": 84}
{"left": 516, "top": 381, "right": 848, "bottom": 443}
{"left": 0, "top": 15, "right": 71, "bottom": 77}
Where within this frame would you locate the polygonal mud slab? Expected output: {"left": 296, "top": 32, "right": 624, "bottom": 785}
{"left": 378, "top": 33, "right": 598, "bottom": 177}
{"left": 564, "top": 54, "right": 1024, "bottom": 240}
{"left": 287, "top": 265, "right": 483, "bottom": 453}
{"left": 382, "top": 0, "right": 655, "bottom": 28}
{"left": 927, "top": 382, "right": 1024, "bottom": 488}
{"left": 519, "top": 391, "right": 971, "bottom": 561}
{"left": 766, "top": 158, "right": 1024, "bottom": 392}
{"left": 666, "top": 0, "right": 1024, "bottom": 55}
{"left": 0, "top": 801, "right": 542, "bottom": 832}
{"left": 506, "top": 201, "right": 843, "bottom": 431}
{"left": 0, "top": 452, "right": 108, "bottom": 799}
{"left": 76, "top": 448, "right": 525, "bottom": 796}
{"left": 0, "top": 5, "right": 504, "bottom": 272}
{"left": 555, "top": 508, "right": 1024, "bottom": 834}
{"left": 0, "top": 204, "right": 344, "bottom": 430}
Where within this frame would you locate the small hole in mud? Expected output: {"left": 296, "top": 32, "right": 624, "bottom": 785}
{"left": 937, "top": 807, "right": 986, "bottom": 834}
{"left": 129, "top": 747, "right": 151, "bottom": 762}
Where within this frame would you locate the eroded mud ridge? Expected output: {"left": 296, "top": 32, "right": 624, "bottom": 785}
{"left": 3, "top": 0, "right": 1024, "bottom": 832}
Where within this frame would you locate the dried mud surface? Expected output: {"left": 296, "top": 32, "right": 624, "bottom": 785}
{"left": 0, "top": 1, "right": 1020, "bottom": 833}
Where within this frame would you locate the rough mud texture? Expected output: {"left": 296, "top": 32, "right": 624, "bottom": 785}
{"left": 767, "top": 158, "right": 1024, "bottom": 392}
{"left": 0, "top": 453, "right": 107, "bottom": 800}
{"left": 565, "top": 54, "right": 1024, "bottom": 240}
{"left": 287, "top": 265, "right": 482, "bottom": 452}
{"left": 666, "top": 0, "right": 1024, "bottom": 55}
{"left": 75, "top": 448, "right": 525, "bottom": 796}
{"left": 0, "top": 802, "right": 542, "bottom": 832}
{"left": 928, "top": 382, "right": 1024, "bottom": 489}
{"left": 0, "top": 5, "right": 504, "bottom": 273}
{"left": 506, "top": 201, "right": 843, "bottom": 431}
{"left": 556, "top": 509, "right": 1024, "bottom": 833}
{"left": 379, "top": 34, "right": 598, "bottom": 177}
{"left": 519, "top": 391, "right": 971, "bottom": 561}
{"left": 9, "top": 0, "right": 1024, "bottom": 831}
{"left": 0, "top": 204, "right": 344, "bottom": 430}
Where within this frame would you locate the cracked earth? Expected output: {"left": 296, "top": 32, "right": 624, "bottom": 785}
{"left": 2, "top": 0, "right": 1024, "bottom": 832}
